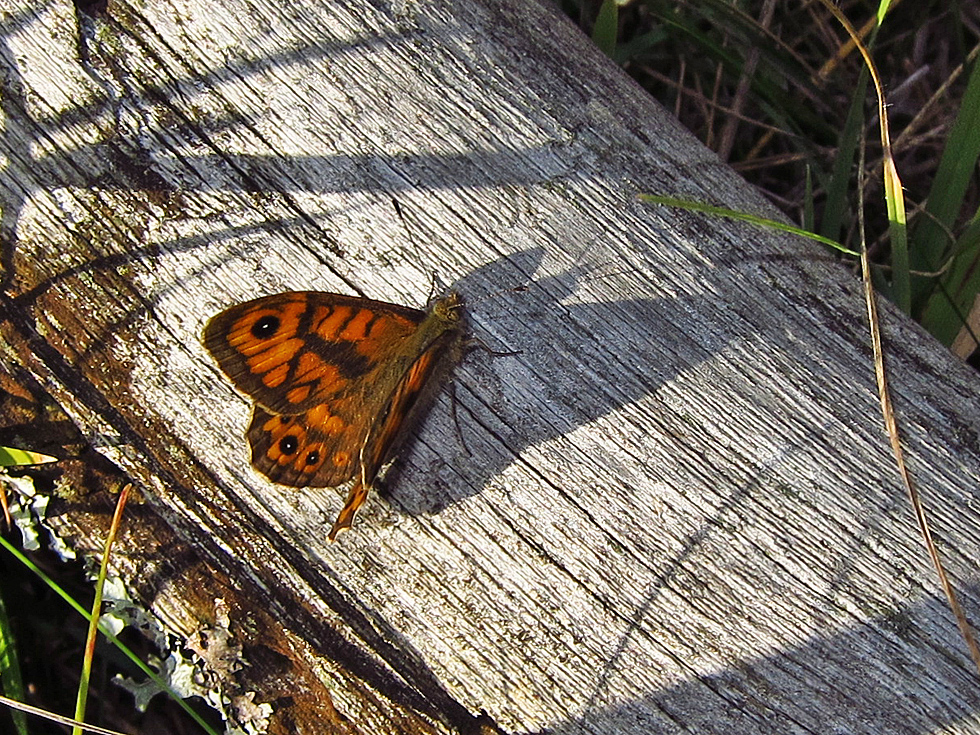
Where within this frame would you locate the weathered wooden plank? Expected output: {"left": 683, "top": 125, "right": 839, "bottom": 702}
{"left": 2, "top": 0, "right": 980, "bottom": 732}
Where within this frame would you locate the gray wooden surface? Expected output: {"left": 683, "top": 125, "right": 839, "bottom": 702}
{"left": 2, "top": 0, "right": 980, "bottom": 732}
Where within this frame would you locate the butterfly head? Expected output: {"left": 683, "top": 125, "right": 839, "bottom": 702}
{"left": 430, "top": 291, "right": 464, "bottom": 323}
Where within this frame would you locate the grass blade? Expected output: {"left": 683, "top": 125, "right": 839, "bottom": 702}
{"left": 0, "top": 532, "right": 220, "bottom": 735}
{"left": 73, "top": 484, "right": 131, "bottom": 735}
{"left": 0, "top": 447, "right": 57, "bottom": 467}
{"left": 0, "top": 591, "right": 28, "bottom": 735}
{"left": 917, "top": 55, "right": 980, "bottom": 340}
{"left": 592, "top": 0, "right": 619, "bottom": 57}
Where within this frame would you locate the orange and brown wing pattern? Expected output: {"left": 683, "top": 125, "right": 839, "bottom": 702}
{"left": 247, "top": 404, "right": 362, "bottom": 488}
{"left": 203, "top": 292, "right": 428, "bottom": 415}
{"left": 204, "top": 289, "right": 467, "bottom": 539}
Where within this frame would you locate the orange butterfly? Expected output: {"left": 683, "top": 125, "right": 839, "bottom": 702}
{"left": 203, "top": 291, "right": 465, "bottom": 540}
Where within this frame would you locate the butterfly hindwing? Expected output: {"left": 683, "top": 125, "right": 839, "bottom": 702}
{"left": 247, "top": 404, "right": 362, "bottom": 488}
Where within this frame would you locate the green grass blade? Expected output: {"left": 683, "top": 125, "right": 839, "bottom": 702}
{"left": 592, "top": 0, "right": 619, "bottom": 57}
{"left": 819, "top": 64, "right": 869, "bottom": 247}
{"left": 638, "top": 194, "right": 859, "bottom": 256}
{"left": 0, "top": 536, "right": 220, "bottom": 735}
{"left": 883, "top": 154, "right": 910, "bottom": 312}
{"left": 921, "top": 208, "right": 980, "bottom": 346}
{"left": 917, "top": 55, "right": 980, "bottom": 339}
{"left": 0, "top": 447, "right": 56, "bottom": 466}
{"left": 822, "top": 0, "right": 908, "bottom": 311}
{"left": 0, "top": 591, "right": 28, "bottom": 735}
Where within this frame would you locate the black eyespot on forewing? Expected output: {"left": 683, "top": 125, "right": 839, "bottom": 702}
{"left": 279, "top": 435, "right": 299, "bottom": 455}
{"left": 252, "top": 315, "right": 281, "bottom": 338}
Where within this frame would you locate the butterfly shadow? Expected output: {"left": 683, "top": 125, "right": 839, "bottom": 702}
{"left": 377, "top": 246, "right": 727, "bottom": 523}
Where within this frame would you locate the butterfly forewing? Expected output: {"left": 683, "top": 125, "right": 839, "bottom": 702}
{"left": 204, "top": 292, "right": 428, "bottom": 415}
{"left": 329, "top": 304, "right": 464, "bottom": 539}
{"left": 361, "top": 331, "right": 462, "bottom": 485}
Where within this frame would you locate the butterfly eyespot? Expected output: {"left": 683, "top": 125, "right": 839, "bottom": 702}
{"left": 279, "top": 436, "right": 299, "bottom": 455}
{"left": 252, "top": 315, "right": 281, "bottom": 338}
{"left": 304, "top": 450, "right": 320, "bottom": 466}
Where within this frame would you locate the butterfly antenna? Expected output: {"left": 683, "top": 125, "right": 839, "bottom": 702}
{"left": 463, "top": 335, "right": 522, "bottom": 358}
{"left": 427, "top": 271, "right": 439, "bottom": 303}
{"left": 391, "top": 198, "right": 448, "bottom": 301}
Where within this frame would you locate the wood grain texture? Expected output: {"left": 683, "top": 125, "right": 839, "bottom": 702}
{"left": 2, "top": 0, "right": 980, "bottom": 733}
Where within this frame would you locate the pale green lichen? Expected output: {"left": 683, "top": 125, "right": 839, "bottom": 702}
{"left": 115, "top": 598, "right": 272, "bottom": 735}
{"left": 4, "top": 473, "right": 74, "bottom": 559}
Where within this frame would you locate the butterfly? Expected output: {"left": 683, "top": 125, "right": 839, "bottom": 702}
{"left": 203, "top": 290, "right": 466, "bottom": 541}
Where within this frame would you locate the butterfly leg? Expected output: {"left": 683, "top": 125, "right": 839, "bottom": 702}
{"left": 448, "top": 380, "right": 473, "bottom": 457}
